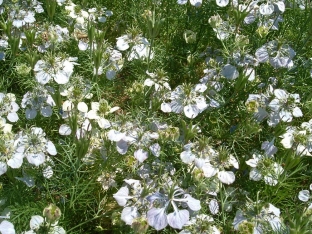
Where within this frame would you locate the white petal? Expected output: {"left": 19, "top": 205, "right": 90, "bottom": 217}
{"left": 218, "top": 171, "right": 235, "bottom": 184}
{"left": 161, "top": 103, "right": 172, "bottom": 113}
{"left": 221, "top": 64, "right": 239, "bottom": 80}
{"left": 98, "top": 118, "right": 111, "bottom": 129}
{"left": 78, "top": 40, "right": 88, "bottom": 50}
{"left": 180, "top": 151, "right": 195, "bottom": 164}
{"left": 147, "top": 208, "right": 168, "bottom": 231}
{"left": 259, "top": 3, "right": 274, "bottom": 15}
{"left": 121, "top": 207, "right": 139, "bottom": 225}
{"left": 149, "top": 143, "right": 161, "bottom": 157}
{"left": 47, "top": 141, "right": 57, "bottom": 155}
{"left": 107, "top": 129, "right": 125, "bottom": 142}
{"left": 113, "top": 186, "right": 132, "bottom": 206}
{"left": 59, "top": 124, "right": 72, "bottom": 135}
{"left": 249, "top": 168, "right": 262, "bottom": 181}
{"left": 216, "top": 0, "right": 229, "bottom": 7}
{"left": 27, "top": 153, "right": 45, "bottom": 166}
{"left": 106, "top": 70, "right": 116, "bottom": 80}
{"left": 209, "top": 199, "right": 219, "bottom": 214}
{"left": 255, "top": 46, "right": 269, "bottom": 63}
{"left": 0, "top": 162, "right": 7, "bottom": 176}
{"left": 30, "top": 215, "right": 44, "bottom": 230}
{"left": 41, "top": 106, "right": 52, "bottom": 117}
{"left": 184, "top": 194, "right": 201, "bottom": 211}
{"left": 293, "top": 107, "right": 303, "bottom": 117}
{"left": 0, "top": 220, "right": 15, "bottom": 234}
{"left": 134, "top": 149, "right": 148, "bottom": 163}
{"left": 7, "top": 112, "right": 18, "bottom": 122}
{"left": 77, "top": 102, "right": 88, "bottom": 113}
{"left": 184, "top": 104, "right": 199, "bottom": 119}
{"left": 167, "top": 209, "right": 189, "bottom": 229}
{"left": 190, "top": 0, "right": 202, "bottom": 7}
{"left": 25, "top": 108, "right": 37, "bottom": 119}
{"left": 177, "top": 0, "right": 188, "bottom": 4}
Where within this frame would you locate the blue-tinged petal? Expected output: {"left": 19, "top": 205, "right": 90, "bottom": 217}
{"left": 147, "top": 207, "right": 168, "bottom": 230}
{"left": 167, "top": 209, "right": 189, "bottom": 229}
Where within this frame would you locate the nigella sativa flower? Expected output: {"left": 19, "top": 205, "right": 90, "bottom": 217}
{"left": 19, "top": 127, "right": 57, "bottom": 166}
{"left": 146, "top": 186, "right": 201, "bottom": 230}
{"left": 0, "top": 92, "right": 19, "bottom": 122}
{"left": 34, "top": 56, "right": 78, "bottom": 85}
{"left": 21, "top": 87, "right": 55, "bottom": 120}
{"left": 255, "top": 40, "right": 296, "bottom": 69}
{"left": 161, "top": 83, "right": 215, "bottom": 119}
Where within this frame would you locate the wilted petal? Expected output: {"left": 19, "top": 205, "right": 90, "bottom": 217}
{"left": 16, "top": 174, "right": 35, "bottom": 187}
{"left": 106, "top": 70, "right": 116, "bottom": 80}
{"left": 43, "top": 166, "right": 53, "bottom": 179}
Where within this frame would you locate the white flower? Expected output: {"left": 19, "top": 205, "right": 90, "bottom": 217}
{"left": 0, "top": 220, "right": 15, "bottom": 234}
{"left": 144, "top": 70, "right": 171, "bottom": 91}
{"left": 21, "top": 87, "right": 55, "bottom": 119}
{"left": 256, "top": 40, "right": 296, "bottom": 68}
{"left": 162, "top": 84, "right": 209, "bottom": 119}
{"left": 34, "top": 57, "right": 78, "bottom": 85}
{"left": 246, "top": 153, "right": 284, "bottom": 186}
{"left": 19, "top": 127, "right": 57, "bottom": 166}
{"left": 0, "top": 93, "right": 19, "bottom": 122}
{"left": 268, "top": 89, "right": 302, "bottom": 125}
{"left": 177, "top": 0, "right": 202, "bottom": 7}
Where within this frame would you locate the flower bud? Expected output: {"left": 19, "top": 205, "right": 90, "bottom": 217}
{"left": 43, "top": 204, "right": 61, "bottom": 224}
{"left": 184, "top": 30, "right": 197, "bottom": 44}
